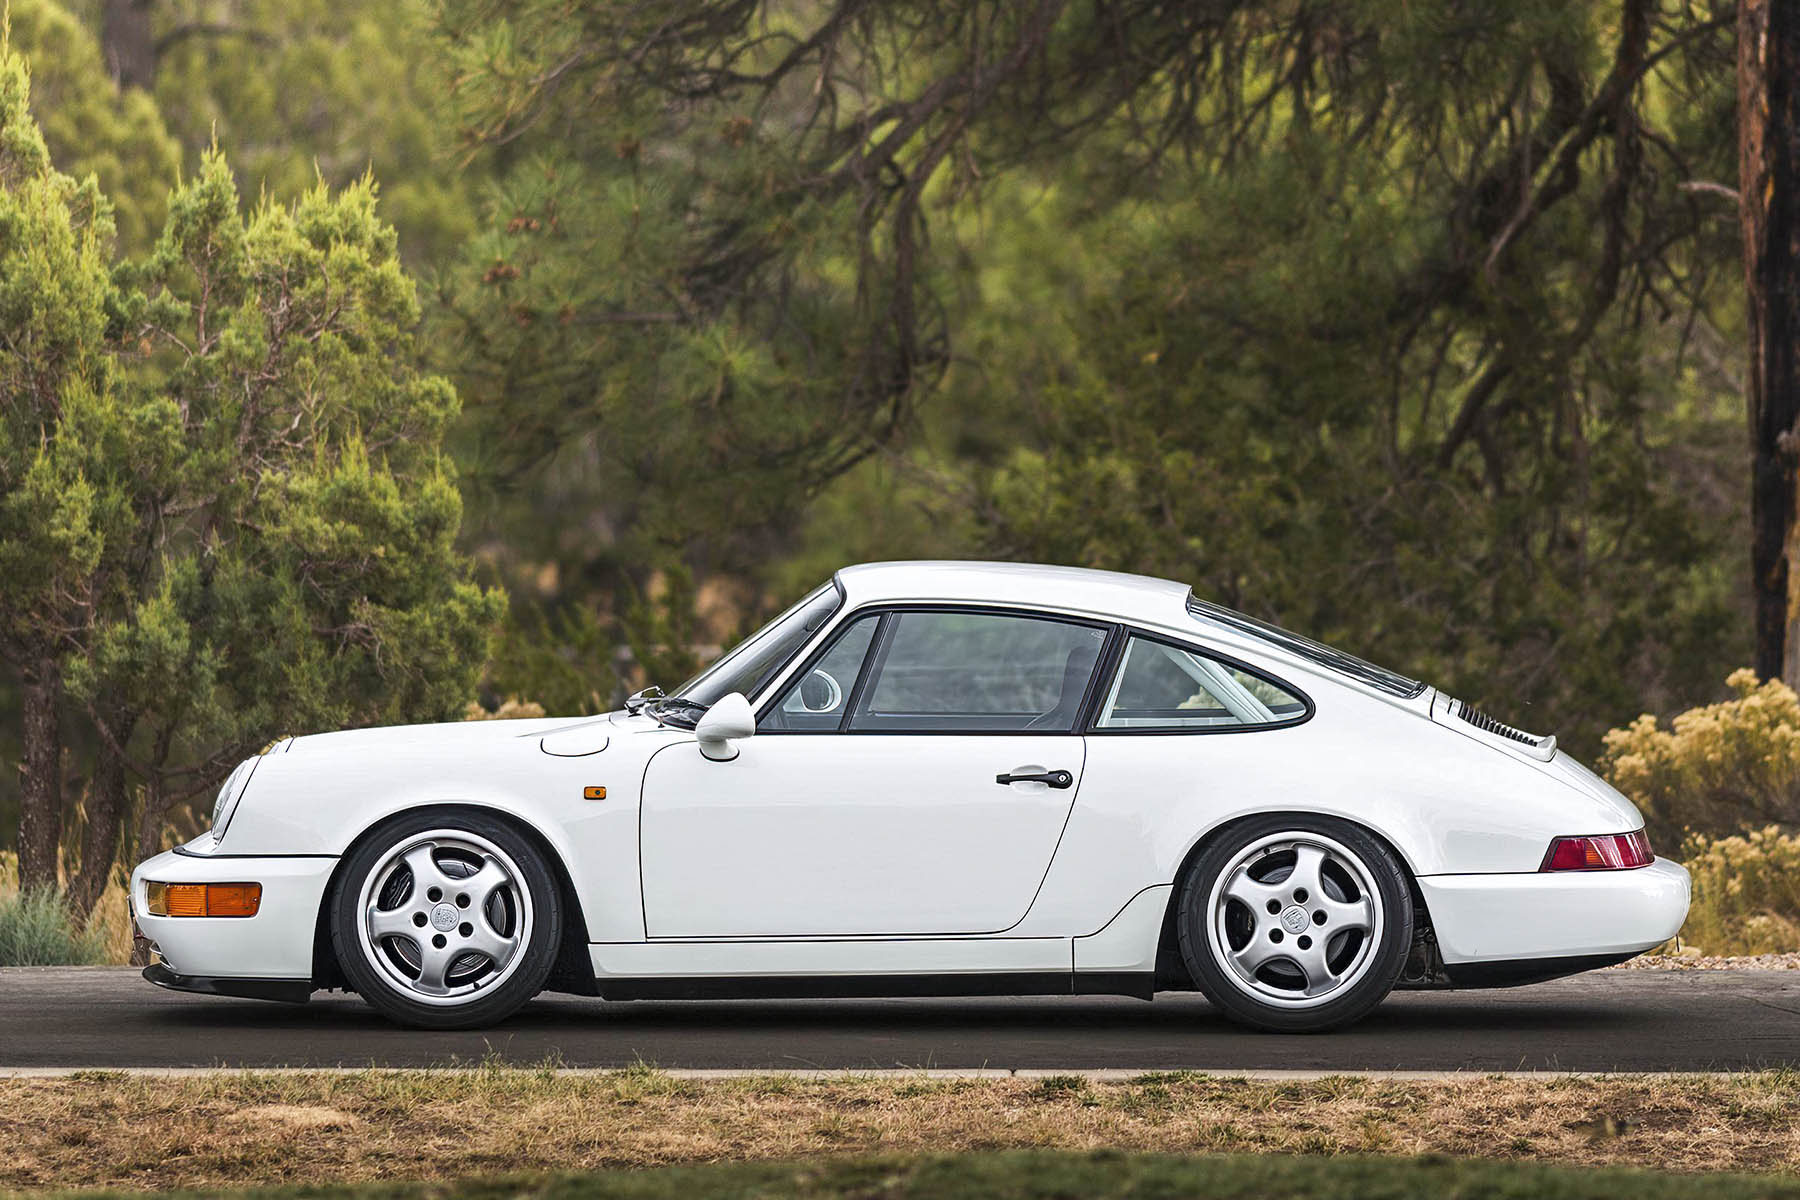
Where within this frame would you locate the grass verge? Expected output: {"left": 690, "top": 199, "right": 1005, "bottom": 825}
{"left": 36, "top": 1149, "right": 1800, "bottom": 1200}
{"left": 7, "top": 1068, "right": 1800, "bottom": 1192}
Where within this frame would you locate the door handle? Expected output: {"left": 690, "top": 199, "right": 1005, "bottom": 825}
{"left": 995, "top": 769, "right": 1074, "bottom": 789}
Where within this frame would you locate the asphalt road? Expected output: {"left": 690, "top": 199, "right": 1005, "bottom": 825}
{"left": 2, "top": 967, "right": 1797, "bottom": 1072}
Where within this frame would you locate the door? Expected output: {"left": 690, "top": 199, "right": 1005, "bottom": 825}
{"left": 639, "top": 608, "right": 1109, "bottom": 938}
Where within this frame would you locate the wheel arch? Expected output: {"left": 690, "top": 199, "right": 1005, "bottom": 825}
{"left": 310, "top": 801, "right": 597, "bottom": 997}
{"left": 1152, "top": 808, "right": 1434, "bottom": 990}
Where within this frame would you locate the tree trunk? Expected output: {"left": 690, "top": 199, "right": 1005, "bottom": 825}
{"left": 16, "top": 658, "right": 64, "bottom": 895}
{"left": 66, "top": 729, "right": 131, "bottom": 921}
{"left": 101, "top": 0, "right": 156, "bottom": 91}
{"left": 1742, "top": 0, "right": 1800, "bottom": 683}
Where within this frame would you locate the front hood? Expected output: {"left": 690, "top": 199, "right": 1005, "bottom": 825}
{"left": 286, "top": 716, "right": 590, "bottom": 755}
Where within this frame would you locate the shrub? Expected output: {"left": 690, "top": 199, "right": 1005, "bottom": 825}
{"left": 0, "top": 850, "right": 134, "bottom": 966}
{"left": 0, "top": 887, "right": 114, "bottom": 966}
{"left": 1600, "top": 669, "right": 1800, "bottom": 845}
{"left": 463, "top": 697, "right": 547, "bottom": 721}
{"left": 1677, "top": 826, "right": 1800, "bottom": 956}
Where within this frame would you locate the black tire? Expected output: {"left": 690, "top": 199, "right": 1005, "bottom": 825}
{"left": 330, "top": 808, "right": 563, "bottom": 1029}
{"left": 1177, "top": 813, "right": 1412, "bottom": 1033}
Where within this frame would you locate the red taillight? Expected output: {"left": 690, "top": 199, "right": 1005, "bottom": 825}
{"left": 1540, "top": 830, "right": 1653, "bottom": 872}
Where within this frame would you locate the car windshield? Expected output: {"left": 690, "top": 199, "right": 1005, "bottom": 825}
{"left": 669, "top": 581, "right": 843, "bottom": 715}
{"left": 1186, "top": 595, "right": 1425, "bottom": 699}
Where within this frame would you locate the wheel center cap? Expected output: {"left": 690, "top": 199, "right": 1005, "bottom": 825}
{"left": 1280, "top": 905, "right": 1309, "bottom": 934}
{"left": 430, "top": 903, "right": 458, "bottom": 932}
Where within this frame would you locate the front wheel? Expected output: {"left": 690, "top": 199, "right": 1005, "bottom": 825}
{"left": 331, "top": 810, "right": 562, "bottom": 1029}
{"left": 1177, "top": 815, "right": 1412, "bottom": 1033}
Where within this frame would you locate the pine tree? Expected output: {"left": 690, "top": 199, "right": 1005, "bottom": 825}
{"left": 0, "top": 33, "right": 503, "bottom": 906}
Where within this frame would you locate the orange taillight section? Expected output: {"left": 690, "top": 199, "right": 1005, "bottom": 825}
{"left": 144, "top": 881, "right": 262, "bottom": 917}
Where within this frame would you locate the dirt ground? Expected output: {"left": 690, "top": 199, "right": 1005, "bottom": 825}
{"left": 5, "top": 1068, "right": 1800, "bottom": 1192}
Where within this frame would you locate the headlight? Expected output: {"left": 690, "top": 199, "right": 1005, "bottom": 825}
{"left": 211, "top": 759, "right": 255, "bottom": 840}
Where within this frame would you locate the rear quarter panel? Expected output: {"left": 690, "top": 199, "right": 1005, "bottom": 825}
{"left": 1019, "top": 669, "right": 1646, "bottom": 937}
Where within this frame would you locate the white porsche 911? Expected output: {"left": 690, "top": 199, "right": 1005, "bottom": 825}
{"left": 130, "top": 561, "right": 1689, "bottom": 1032}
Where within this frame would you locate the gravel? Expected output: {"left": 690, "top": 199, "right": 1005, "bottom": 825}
{"left": 1612, "top": 951, "right": 1800, "bottom": 970}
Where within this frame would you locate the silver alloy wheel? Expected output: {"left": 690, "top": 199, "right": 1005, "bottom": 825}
{"left": 1205, "top": 830, "right": 1383, "bottom": 1010}
{"left": 355, "top": 829, "right": 534, "bottom": 1007}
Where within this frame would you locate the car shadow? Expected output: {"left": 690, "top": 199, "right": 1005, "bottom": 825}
{"left": 140, "top": 990, "right": 1637, "bottom": 1037}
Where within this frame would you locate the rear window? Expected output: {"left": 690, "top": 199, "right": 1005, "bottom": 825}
{"left": 1186, "top": 596, "right": 1425, "bottom": 700}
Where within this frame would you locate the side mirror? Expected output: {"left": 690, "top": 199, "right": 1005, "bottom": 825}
{"left": 695, "top": 692, "right": 755, "bottom": 761}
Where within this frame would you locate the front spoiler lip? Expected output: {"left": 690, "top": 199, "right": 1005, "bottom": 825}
{"left": 142, "top": 962, "right": 313, "bottom": 1005}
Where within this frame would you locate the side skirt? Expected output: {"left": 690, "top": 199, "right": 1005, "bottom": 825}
{"left": 597, "top": 971, "right": 1156, "bottom": 1002}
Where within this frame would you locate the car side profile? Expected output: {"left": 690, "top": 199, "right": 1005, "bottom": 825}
{"left": 130, "top": 561, "right": 1690, "bottom": 1032}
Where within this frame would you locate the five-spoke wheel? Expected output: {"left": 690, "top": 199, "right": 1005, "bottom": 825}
{"left": 1180, "top": 815, "right": 1411, "bottom": 1032}
{"left": 358, "top": 832, "right": 531, "bottom": 1001}
{"left": 332, "top": 811, "right": 561, "bottom": 1028}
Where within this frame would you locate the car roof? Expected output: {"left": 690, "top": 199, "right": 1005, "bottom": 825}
{"left": 833, "top": 560, "right": 1193, "bottom": 625}
{"left": 831, "top": 560, "right": 1429, "bottom": 707}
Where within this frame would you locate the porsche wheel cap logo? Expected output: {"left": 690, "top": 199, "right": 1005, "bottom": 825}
{"left": 1280, "top": 905, "right": 1309, "bottom": 934}
{"left": 430, "top": 903, "right": 459, "bottom": 932}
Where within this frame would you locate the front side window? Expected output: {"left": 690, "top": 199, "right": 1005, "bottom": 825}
{"left": 1095, "top": 636, "right": 1307, "bottom": 731}
{"left": 674, "top": 581, "right": 841, "bottom": 711}
{"left": 852, "top": 610, "right": 1107, "bottom": 733}
{"left": 760, "top": 614, "right": 880, "bottom": 731}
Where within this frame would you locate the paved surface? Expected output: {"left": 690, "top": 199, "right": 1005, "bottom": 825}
{"left": 1, "top": 967, "right": 1796, "bottom": 1072}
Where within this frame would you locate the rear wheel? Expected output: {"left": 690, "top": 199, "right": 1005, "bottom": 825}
{"left": 331, "top": 810, "right": 561, "bottom": 1029}
{"left": 1178, "top": 814, "right": 1411, "bottom": 1032}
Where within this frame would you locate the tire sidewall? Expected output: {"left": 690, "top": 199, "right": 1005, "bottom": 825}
{"left": 331, "top": 808, "right": 563, "bottom": 1029}
{"left": 1178, "top": 813, "right": 1412, "bottom": 1033}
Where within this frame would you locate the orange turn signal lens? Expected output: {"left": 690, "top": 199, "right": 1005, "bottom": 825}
{"left": 143, "top": 881, "right": 262, "bottom": 917}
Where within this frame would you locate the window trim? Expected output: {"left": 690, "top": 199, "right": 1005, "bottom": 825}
{"left": 1084, "top": 627, "right": 1315, "bottom": 736}
{"left": 1186, "top": 595, "right": 1424, "bottom": 700}
{"left": 755, "top": 610, "right": 885, "bottom": 733}
{"left": 754, "top": 603, "right": 1119, "bottom": 736}
{"left": 677, "top": 577, "right": 846, "bottom": 712}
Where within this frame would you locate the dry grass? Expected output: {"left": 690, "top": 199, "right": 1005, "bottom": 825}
{"left": 5, "top": 1068, "right": 1800, "bottom": 1193}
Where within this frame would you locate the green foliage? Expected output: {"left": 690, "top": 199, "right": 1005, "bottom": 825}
{"left": 0, "top": 37, "right": 503, "bottom": 866}
{"left": 142, "top": 0, "right": 475, "bottom": 265}
{"left": 0, "top": 21, "right": 115, "bottom": 664}
{"left": 50, "top": 1150, "right": 1800, "bottom": 1199}
{"left": 428, "top": 0, "right": 1748, "bottom": 755}
{"left": 0, "top": 886, "right": 111, "bottom": 965}
{"left": 947, "top": 5, "right": 1743, "bottom": 755}
{"left": 3, "top": 0, "right": 179, "bottom": 251}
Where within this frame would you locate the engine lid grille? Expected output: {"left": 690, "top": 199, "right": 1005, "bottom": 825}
{"left": 1438, "top": 695, "right": 1557, "bottom": 761}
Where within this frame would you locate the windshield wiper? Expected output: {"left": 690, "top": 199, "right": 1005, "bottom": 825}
{"left": 642, "top": 695, "right": 710, "bottom": 729}
{"left": 625, "top": 686, "right": 665, "bottom": 715}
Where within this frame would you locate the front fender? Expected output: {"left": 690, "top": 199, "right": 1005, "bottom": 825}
{"left": 214, "top": 733, "right": 668, "bottom": 942}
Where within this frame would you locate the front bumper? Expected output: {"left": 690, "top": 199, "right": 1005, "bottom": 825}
{"left": 142, "top": 962, "right": 312, "bottom": 1003}
{"left": 1418, "top": 855, "right": 1690, "bottom": 966}
{"left": 130, "top": 844, "right": 337, "bottom": 985}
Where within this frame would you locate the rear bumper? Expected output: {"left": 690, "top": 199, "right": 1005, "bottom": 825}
{"left": 1419, "top": 856, "right": 1690, "bottom": 966}
{"left": 130, "top": 844, "right": 336, "bottom": 983}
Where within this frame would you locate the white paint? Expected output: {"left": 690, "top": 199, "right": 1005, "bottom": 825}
{"left": 129, "top": 560, "right": 1690, "bottom": 1022}
{"left": 639, "top": 734, "right": 1082, "bottom": 937}
{"left": 1420, "top": 858, "right": 1691, "bottom": 963}
{"left": 589, "top": 935, "right": 1070, "bottom": 979}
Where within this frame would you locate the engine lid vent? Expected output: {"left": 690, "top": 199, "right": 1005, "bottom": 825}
{"left": 1438, "top": 695, "right": 1557, "bottom": 762}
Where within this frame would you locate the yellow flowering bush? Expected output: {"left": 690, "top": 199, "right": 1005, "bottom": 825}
{"left": 1600, "top": 672, "right": 1800, "bottom": 954}
{"left": 1601, "top": 669, "right": 1800, "bottom": 845}
{"left": 1676, "top": 827, "right": 1800, "bottom": 956}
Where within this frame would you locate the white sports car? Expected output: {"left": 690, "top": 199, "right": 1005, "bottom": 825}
{"left": 131, "top": 561, "right": 1689, "bottom": 1032}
